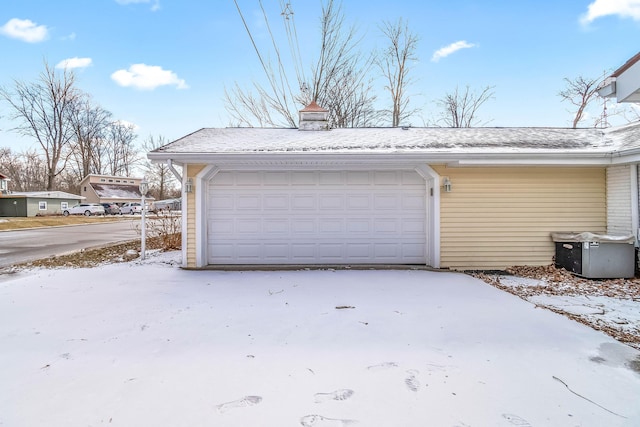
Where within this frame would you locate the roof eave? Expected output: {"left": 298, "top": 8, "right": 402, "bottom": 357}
{"left": 147, "top": 150, "right": 613, "bottom": 167}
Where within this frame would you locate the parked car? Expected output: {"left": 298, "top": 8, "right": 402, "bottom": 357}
{"left": 62, "top": 203, "right": 105, "bottom": 217}
{"left": 101, "top": 203, "right": 121, "bottom": 215}
{"left": 120, "top": 202, "right": 143, "bottom": 215}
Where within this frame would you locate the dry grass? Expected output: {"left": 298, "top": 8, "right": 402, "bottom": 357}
{"left": 10, "top": 236, "right": 173, "bottom": 270}
{"left": 0, "top": 215, "right": 129, "bottom": 231}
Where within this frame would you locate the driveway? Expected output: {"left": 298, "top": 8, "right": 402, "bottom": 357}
{"left": 0, "top": 253, "right": 638, "bottom": 426}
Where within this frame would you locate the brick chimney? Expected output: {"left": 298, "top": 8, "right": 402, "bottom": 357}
{"left": 298, "top": 101, "right": 330, "bottom": 131}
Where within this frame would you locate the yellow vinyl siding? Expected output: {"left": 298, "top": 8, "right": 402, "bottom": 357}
{"left": 432, "top": 166, "right": 606, "bottom": 270}
{"left": 186, "top": 164, "right": 206, "bottom": 267}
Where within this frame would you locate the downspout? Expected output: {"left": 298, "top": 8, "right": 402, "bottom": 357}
{"left": 167, "top": 159, "right": 183, "bottom": 182}
{"left": 631, "top": 164, "right": 639, "bottom": 246}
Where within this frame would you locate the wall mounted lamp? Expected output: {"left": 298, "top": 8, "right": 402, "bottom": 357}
{"left": 185, "top": 177, "right": 193, "bottom": 193}
{"left": 442, "top": 177, "right": 452, "bottom": 193}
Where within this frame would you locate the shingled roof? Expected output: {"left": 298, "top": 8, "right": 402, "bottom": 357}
{"left": 149, "top": 122, "right": 640, "bottom": 157}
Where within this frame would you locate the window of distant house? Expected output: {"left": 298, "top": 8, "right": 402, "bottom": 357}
{"left": 109, "top": 179, "right": 113, "bottom": 182}
{"left": 130, "top": 180, "right": 134, "bottom": 184}
{"left": 116, "top": 180, "right": 121, "bottom": 183}
{"left": 100, "top": 178, "right": 106, "bottom": 182}
{"left": 39, "top": 201, "right": 47, "bottom": 211}
{"left": 61, "top": 202, "right": 68, "bottom": 210}
{"left": 84, "top": 186, "right": 87, "bottom": 192}
{"left": 0, "top": 181, "right": 5, "bottom": 190}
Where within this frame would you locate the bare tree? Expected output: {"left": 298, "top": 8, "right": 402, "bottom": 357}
{"left": 376, "top": 18, "right": 419, "bottom": 127}
{"left": 103, "top": 121, "right": 138, "bottom": 176}
{"left": 226, "top": 0, "right": 379, "bottom": 128}
{"left": 141, "top": 135, "right": 176, "bottom": 200}
{"left": 67, "top": 94, "right": 112, "bottom": 179}
{"left": 558, "top": 75, "right": 602, "bottom": 128}
{"left": 0, "top": 62, "right": 80, "bottom": 190}
{"left": 436, "top": 85, "right": 495, "bottom": 128}
{"left": 308, "top": 0, "right": 379, "bottom": 127}
{"left": 0, "top": 148, "right": 47, "bottom": 191}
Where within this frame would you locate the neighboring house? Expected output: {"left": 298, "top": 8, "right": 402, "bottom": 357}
{"left": 148, "top": 102, "right": 640, "bottom": 271}
{"left": 0, "top": 191, "right": 84, "bottom": 217}
{"left": 599, "top": 51, "right": 640, "bottom": 252}
{"left": 153, "top": 198, "right": 182, "bottom": 211}
{"left": 0, "top": 172, "right": 9, "bottom": 194}
{"left": 597, "top": 51, "right": 640, "bottom": 103}
{"left": 79, "top": 174, "right": 154, "bottom": 206}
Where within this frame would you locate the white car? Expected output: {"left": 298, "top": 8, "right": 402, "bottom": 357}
{"left": 120, "top": 202, "right": 143, "bottom": 214}
{"left": 63, "top": 203, "right": 105, "bottom": 216}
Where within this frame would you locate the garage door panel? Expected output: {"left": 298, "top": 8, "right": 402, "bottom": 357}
{"left": 210, "top": 218, "right": 234, "bottom": 234}
{"left": 374, "top": 219, "right": 398, "bottom": 233}
{"left": 319, "top": 171, "right": 343, "bottom": 184}
{"left": 346, "top": 194, "right": 371, "bottom": 209}
{"left": 237, "top": 195, "right": 261, "bottom": 209}
{"left": 236, "top": 219, "right": 261, "bottom": 234}
{"left": 319, "top": 218, "right": 344, "bottom": 233}
{"left": 346, "top": 218, "right": 371, "bottom": 233}
{"left": 403, "top": 194, "right": 426, "bottom": 210}
{"left": 374, "top": 194, "right": 399, "bottom": 209}
{"left": 319, "top": 194, "right": 344, "bottom": 210}
{"left": 347, "top": 171, "right": 370, "bottom": 185}
{"left": 292, "top": 195, "right": 316, "bottom": 209}
{"left": 403, "top": 243, "right": 426, "bottom": 258}
{"left": 211, "top": 194, "right": 234, "bottom": 209}
{"left": 292, "top": 219, "right": 316, "bottom": 233}
{"left": 208, "top": 170, "right": 427, "bottom": 264}
{"left": 264, "top": 171, "right": 289, "bottom": 185}
{"left": 264, "top": 194, "right": 289, "bottom": 209}
{"left": 291, "top": 172, "right": 316, "bottom": 185}
{"left": 236, "top": 172, "right": 261, "bottom": 185}
{"left": 374, "top": 171, "right": 398, "bottom": 184}
{"left": 318, "top": 243, "right": 344, "bottom": 259}
{"left": 402, "top": 219, "right": 426, "bottom": 233}
{"left": 264, "top": 219, "right": 288, "bottom": 234}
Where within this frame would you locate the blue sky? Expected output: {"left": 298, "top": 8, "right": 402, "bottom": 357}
{"left": 0, "top": 0, "right": 639, "bottom": 152}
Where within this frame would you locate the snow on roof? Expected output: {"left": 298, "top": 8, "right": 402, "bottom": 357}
{"left": 150, "top": 124, "right": 640, "bottom": 156}
{"left": 10, "top": 191, "right": 84, "bottom": 200}
{"left": 92, "top": 184, "right": 141, "bottom": 199}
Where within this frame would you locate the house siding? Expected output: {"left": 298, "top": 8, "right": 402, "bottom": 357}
{"left": 606, "top": 165, "right": 633, "bottom": 235}
{"left": 186, "top": 164, "right": 206, "bottom": 267}
{"left": 432, "top": 166, "right": 606, "bottom": 270}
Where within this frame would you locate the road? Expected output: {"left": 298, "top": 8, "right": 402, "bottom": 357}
{"left": 0, "top": 220, "right": 141, "bottom": 268}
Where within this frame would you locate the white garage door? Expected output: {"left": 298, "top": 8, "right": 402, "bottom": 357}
{"left": 207, "top": 170, "right": 427, "bottom": 264}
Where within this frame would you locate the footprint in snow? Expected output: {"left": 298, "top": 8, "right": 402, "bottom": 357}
{"left": 502, "top": 413, "right": 532, "bottom": 426}
{"left": 366, "top": 362, "right": 398, "bottom": 371}
{"left": 300, "top": 415, "right": 358, "bottom": 426}
{"left": 405, "top": 369, "right": 420, "bottom": 392}
{"left": 314, "top": 389, "right": 354, "bottom": 403}
{"left": 216, "top": 395, "right": 262, "bottom": 413}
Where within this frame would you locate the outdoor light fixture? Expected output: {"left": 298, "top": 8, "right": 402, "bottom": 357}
{"left": 185, "top": 177, "right": 193, "bottom": 193}
{"left": 442, "top": 177, "right": 452, "bottom": 193}
{"left": 139, "top": 177, "right": 149, "bottom": 260}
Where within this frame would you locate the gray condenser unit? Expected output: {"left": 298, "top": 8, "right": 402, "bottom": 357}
{"left": 551, "top": 232, "right": 636, "bottom": 279}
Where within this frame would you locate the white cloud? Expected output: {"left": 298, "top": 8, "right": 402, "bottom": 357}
{"left": 62, "top": 32, "right": 77, "bottom": 41}
{"left": 431, "top": 40, "right": 476, "bottom": 62}
{"left": 581, "top": 0, "right": 640, "bottom": 25}
{"left": 113, "top": 119, "right": 140, "bottom": 131}
{"left": 55, "top": 57, "right": 93, "bottom": 70}
{"left": 115, "top": 0, "right": 161, "bottom": 11}
{"left": 111, "top": 64, "right": 189, "bottom": 90}
{"left": 0, "top": 18, "right": 48, "bottom": 43}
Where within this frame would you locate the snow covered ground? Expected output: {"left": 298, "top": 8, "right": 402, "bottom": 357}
{"left": 1, "top": 251, "right": 639, "bottom": 427}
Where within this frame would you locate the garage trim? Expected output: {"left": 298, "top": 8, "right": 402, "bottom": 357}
{"left": 194, "top": 162, "right": 441, "bottom": 268}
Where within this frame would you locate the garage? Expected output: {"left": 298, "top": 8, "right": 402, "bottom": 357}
{"left": 207, "top": 169, "right": 428, "bottom": 264}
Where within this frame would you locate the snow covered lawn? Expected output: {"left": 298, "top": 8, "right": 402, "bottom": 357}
{"left": 1, "top": 252, "right": 639, "bottom": 427}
